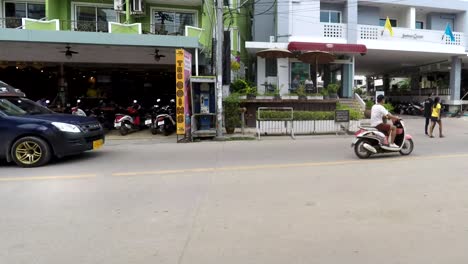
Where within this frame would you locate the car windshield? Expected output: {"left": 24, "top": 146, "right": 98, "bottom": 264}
{"left": 0, "top": 98, "right": 53, "bottom": 116}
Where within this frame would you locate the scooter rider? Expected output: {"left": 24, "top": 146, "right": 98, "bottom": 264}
{"left": 371, "top": 95, "right": 399, "bottom": 148}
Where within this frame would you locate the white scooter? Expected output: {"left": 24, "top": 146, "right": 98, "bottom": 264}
{"left": 351, "top": 119, "right": 414, "bottom": 159}
{"left": 114, "top": 100, "right": 142, "bottom": 136}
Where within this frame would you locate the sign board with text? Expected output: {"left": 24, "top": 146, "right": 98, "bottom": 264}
{"left": 335, "top": 110, "right": 350, "bottom": 123}
{"left": 175, "top": 49, "right": 192, "bottom": 136}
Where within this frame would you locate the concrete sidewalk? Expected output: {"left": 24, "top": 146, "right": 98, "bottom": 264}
{"left": 104, "top": 115, "right": 468, "bottom": 142}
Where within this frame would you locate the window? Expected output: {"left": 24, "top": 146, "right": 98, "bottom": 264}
{"left": 320, "top": 10, "right": 341, "bottom": 23}
{"left": 153, "top": 10, "right": 196, "bottom": 35}
{"left": 4, "top": 2, "right": 45, "bottom": 28}
{"left": 265, "top": 58, "right": 277, "bottom": 77}
{"left": 416, "top": 21, "right": 424, "bottom": 29}
{"left": 379, "top": 18, "right": 397, "bottom": 27}
{"left": 75, "top": 5, "right": 117, "bottom": 32}
{"left": 229, "top": 29, "right": 241, "bottom": 52}
{"left": 224, "top": 0, "right": 240, "bottom": 8}
{"left": 290, "top": 62, "right": 310, "bottom": 91}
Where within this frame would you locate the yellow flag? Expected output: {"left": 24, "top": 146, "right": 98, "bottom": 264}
{"left": 384, "top": 16, "right": 394, "bottom": 37}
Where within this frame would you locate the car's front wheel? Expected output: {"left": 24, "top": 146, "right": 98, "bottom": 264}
{"left": 11, "top": 136, "right": 51, "bottom": 168}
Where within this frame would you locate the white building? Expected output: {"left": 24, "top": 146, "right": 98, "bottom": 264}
{"left": 247, "top": 0, "right": 468, "bottom": 105}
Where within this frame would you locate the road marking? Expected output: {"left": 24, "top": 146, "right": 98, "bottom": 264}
{"left": 0, "top": 174, "right": 97, "bottom": 182}
{"left": 112, "top": 153, "right": 468, "bottom": 177}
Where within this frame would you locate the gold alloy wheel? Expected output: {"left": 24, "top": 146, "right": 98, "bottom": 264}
{"left": 15, "top": 141, "right": 42, "bottom": 165}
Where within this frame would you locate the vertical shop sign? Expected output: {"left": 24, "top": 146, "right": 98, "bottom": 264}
{"left": 175, "top": 49, "right": 192, "bottom": 136}
{"left": 184, "top": 51, "right": 192, "bottom": 135}
{"left": 175, "top": 49, "right": 185, "bottom": 135}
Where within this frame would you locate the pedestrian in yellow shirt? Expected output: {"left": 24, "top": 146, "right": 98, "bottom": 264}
{"left": 429, "top": 97, "right": 444, "bottom": 138}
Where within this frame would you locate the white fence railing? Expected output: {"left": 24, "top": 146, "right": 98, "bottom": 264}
{"left": 358, "top": 25, "right": 464, "bottom": 46}
{"left": 322, "top": 23, "right": 347, "bottom": 39}
{"left": 256, "top": 120, "right": 361, "bottom": 137}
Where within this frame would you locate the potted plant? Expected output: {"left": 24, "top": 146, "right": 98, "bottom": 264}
{"left": 327, "top": 83, "right": 339, "bottom": 99}
{"left": 296, "top": 84, "right": 307, "bottom": 100}
{"left": 364, "top": 100, "right": 374, "bottom": 118}
{"left": 223, "top": 94, "right": 241, "bottom": 134}
{"left": 245, "top": 86, "right": 257, "bottom": 99}
{"left": 320, "top": 87, "right": 329, "bottom": 99}
{"left": 273, "top": 86, "right": 281, "bottom": 100}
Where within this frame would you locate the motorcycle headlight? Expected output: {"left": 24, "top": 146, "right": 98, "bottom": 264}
{"left": 51, "top": 122, "right": 81, "bottom": 133}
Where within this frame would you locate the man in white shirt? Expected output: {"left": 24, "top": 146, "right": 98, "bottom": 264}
{"left": 371, "top": 95, "right": 399, "bottom": 148}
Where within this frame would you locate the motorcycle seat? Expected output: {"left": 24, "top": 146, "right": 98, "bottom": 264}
{"left": 359, "top": 126, "right": 378, "bottom": 131}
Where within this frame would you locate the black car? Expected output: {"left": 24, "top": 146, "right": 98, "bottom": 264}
{"left": 0, "top": 82, "right": 105, "bottom": 167}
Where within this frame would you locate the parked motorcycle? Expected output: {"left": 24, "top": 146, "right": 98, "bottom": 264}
{"left": 351, "top": 118, "right": 414, "bottom": 159}
{"left": 114, "top": 100, "right": 143, "bottom": 136}
{"left": 145, "top": 99, "right": 162, "bottom": 135}
{"left": 71, "top": 99, "right": 87, "bottom": 116}
{"left": 153, "top": 99, "right": 176, "bottom": 136}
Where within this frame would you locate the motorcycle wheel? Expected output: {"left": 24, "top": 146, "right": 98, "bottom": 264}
{"left": 120, "top": 123, "right": 129, "bottom": 136}
{"left": 151, "top": 127, "right": 158, "bottom": 135}
{"left": 399, "top": 139, "right": 414, "bottom": 156}
{"left": 354, "top": 139, "right": 372, "bottom": 159}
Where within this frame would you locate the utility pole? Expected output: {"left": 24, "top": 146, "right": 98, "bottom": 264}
{"left": 215, "top": 0, "right": 224, "bottom": 138}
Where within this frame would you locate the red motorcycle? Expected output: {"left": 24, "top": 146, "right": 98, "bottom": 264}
{"left": 114, "top": 100, "right": 142, "bottom": 136}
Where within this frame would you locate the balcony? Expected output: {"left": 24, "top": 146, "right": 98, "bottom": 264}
{"left": 322, "top": 23, "right": 347, "bottom": 40}
{"left": 0, "top": 17, "right": 200, "bottom": 37}
{"left": 357, "top": 25, "right": 465, "bottom": 53}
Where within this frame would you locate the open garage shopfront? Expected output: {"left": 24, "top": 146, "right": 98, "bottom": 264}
{"left": 0, "top": 63, "right": 178, "bottom": 110}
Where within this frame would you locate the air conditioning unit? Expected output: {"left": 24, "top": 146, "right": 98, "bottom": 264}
{"left": 132, "top": 0, "right": 145, "bottom": 14}
{"left": 114, "top": 0, "right": 125, "bottom": 11}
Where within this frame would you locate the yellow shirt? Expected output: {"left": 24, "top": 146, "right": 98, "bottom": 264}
{"left": 431, "top": 103, "right": 441, "bottom": 118}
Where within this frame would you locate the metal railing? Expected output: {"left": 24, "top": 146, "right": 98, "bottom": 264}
{"left": 256, "top": 107, "right": 295, "bottom": 140}
{"left": 0, "top": 17, "right": 24, "bottom": 29}
{"left": 60, "top": 20, "right": 111, "bottom": 33}
{"left": 354, "top": 93, "right": 366, "bottom": 110}
{"left": 358, "top": 24, "right": 465, "bottom": 46}
{"left": 387, "top": 88, "right": 451, "bottom": 96}
{"left": 0, "top": 17, "right": 192, "bottom": 36}
{"left": 0, "top": 17, "right": 48, "bottom": 29}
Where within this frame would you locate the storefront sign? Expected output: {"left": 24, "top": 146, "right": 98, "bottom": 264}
{"left": 402, "top": 34, "right": 423, "bottom": 39}
{"left": 335, "top": 110, "right": 350, "bottom": 123}
{"left": 184, "top": 51, "right": 192, "bottom": 134}
{"left": 175, "top": 49, "right": 192, "bottom": 135}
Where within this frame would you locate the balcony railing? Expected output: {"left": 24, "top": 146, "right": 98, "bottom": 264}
{"left": 0, "top": 17, "right": 194, "bottom": 36}
{"left": 387, "top": 88, "right": 451, "bottom": 96}
{"left": 358, "top": 25, "right": 464, "bottom": 46}
{"left": 321, "top": 22, "right": 347, "bottom": 39}
{"left": 0, "top": 17, "right": 25, "bottom": 29}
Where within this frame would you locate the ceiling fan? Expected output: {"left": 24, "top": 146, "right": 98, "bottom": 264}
{"left": 60, "top": 45, "right": 79, "bottom": 59}
{"left": 150, "top": 49, "right": 165, "bottom": 61}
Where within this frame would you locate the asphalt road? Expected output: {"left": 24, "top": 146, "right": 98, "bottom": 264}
{"left": 1, "top": 117, "right": 468, "bottom": 264}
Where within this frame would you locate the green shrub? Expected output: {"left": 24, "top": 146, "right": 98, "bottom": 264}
{"left": 257, "top": 110, "right": 361, "bottom": 121}
{"left": 245, "top": 86, "right": 257, "bottom": 96}
{"left": 230, "top": 79, "right": 249, "bottom": 94}
{"left": 383, "top": 103, "right": 394, "bottom": 113}
{"left": 364, "top": 100, "right": 394, "bottom": 113}
{"left": 327, "top": 83, "right": 339, "bottom": 94}
{"left": 354, "top": 88, "right": 364, "bottom": 96}
{"left": 336, "top": 103, "right": 364, "bottom": 120}
{"left": 223, "top": 94, "right": 241, "bottom": 128}
{"left": 320, "top": 88, "right": 329, "bottom": 96}
{"left": 365, "top": 100, "right": 374, "bottom": 110}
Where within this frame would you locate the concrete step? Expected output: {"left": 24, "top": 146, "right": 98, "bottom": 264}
{"left": 338, "top": 98, "right": 365, "bottom": 112}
